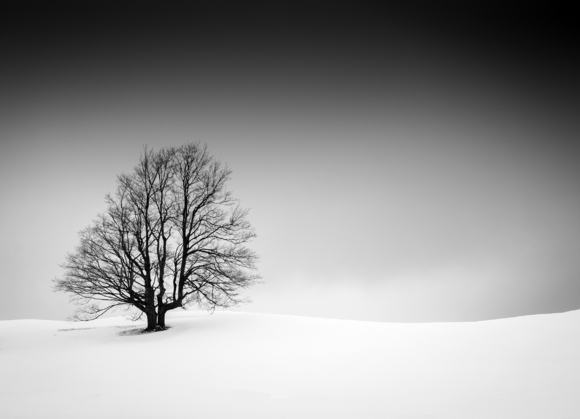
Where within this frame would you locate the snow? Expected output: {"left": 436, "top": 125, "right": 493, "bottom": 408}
{"left": 1, "top": 310, "right": 579, "bottom": 419}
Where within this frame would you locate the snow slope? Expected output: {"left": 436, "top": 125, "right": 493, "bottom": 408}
{"left": 1, "top": 310, "right": 579, "bottom": 419}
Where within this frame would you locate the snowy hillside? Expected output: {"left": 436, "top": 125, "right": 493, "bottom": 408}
{"left": 1, "top": 310, "right": 579, "bottom": 419}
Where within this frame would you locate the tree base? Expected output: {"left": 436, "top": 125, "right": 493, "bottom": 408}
{"left": 141, "top": 325, "right": 171, "bottom": 334}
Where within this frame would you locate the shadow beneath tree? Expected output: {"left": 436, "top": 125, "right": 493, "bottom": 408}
{"left": 117, "top": 326, "right": 171, "bottom": 336}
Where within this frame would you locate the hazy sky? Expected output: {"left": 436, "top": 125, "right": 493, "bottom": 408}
{"left": 1, "top": 2, "right": 579, "bottom": 322}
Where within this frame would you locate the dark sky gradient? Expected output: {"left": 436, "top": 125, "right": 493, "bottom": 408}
{"left": 1, "top": 2, "right": 579, "bottom": 321}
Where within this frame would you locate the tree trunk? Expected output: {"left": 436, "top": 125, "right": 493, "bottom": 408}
{"left": 157, "top": 308, "right": 166, "bottom": 329}
{"left": 157, "top": 300, "right": 181, "bottom": 329}
{"left": 145, "top": 310, "right": 157, "bottom": 331}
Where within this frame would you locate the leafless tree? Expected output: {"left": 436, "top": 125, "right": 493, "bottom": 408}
{"left": 54, "top": 143, "right": 259, "bottom": 331}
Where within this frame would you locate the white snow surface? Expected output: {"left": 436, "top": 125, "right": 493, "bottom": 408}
{"left": 1, "top": 310, "right": 579, "bottom": 419}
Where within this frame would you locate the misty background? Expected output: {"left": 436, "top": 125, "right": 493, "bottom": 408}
{"left": 1, "top": 2, "right": 579, "bottom": 322}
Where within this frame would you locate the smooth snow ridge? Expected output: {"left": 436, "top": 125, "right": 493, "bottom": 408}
{"left": 1, "top": 310, "right": 579, "bottom": 419}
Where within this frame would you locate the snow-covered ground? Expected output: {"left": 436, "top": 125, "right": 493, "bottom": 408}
{"left": 1, "top": 310, "right": 579, "bottom": 419}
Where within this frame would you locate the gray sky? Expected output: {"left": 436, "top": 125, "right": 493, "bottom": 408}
{"left": 1, "top": 2, "right": 579, "bottom": 322}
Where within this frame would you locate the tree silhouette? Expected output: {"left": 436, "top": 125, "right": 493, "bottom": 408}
{"left": 54, "top": 143, "right": 259, "bottom": 331}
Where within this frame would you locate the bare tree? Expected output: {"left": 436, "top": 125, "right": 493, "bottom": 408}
{"left": 54, "top": 143, "right": 259, "bottom": 331}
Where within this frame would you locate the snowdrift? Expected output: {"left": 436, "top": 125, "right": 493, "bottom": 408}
{"left": 1, "top": 310, "right": 579, "bottom": 419}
